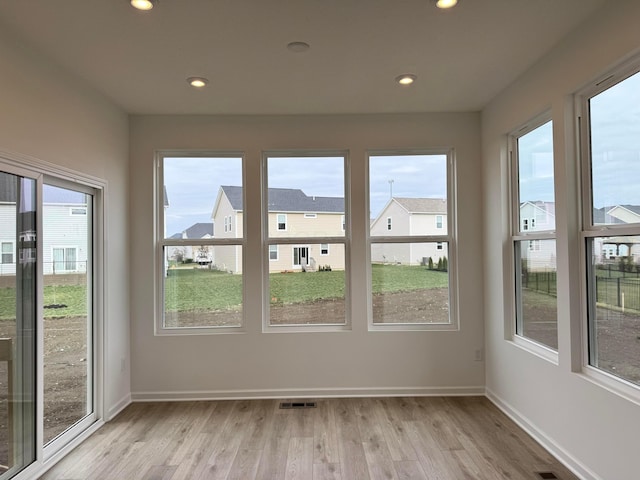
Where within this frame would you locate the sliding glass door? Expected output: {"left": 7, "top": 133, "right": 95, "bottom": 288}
{"left": 0, "top": 163, "right": 98, "bottom": 478}
{"left": 0, "top": 169, "right": 37, "bottom": 478}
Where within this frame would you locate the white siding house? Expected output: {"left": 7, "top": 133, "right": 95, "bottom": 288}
{"left": 0, "top": 181, "right": 89, "bottom": 276}
{"left": 370, "top": 197, "right": 448, "bottom": 265}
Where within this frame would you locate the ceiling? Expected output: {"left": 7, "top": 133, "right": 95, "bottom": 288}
{"left": 0, "top": 0, "right": 605, "bottom": 116}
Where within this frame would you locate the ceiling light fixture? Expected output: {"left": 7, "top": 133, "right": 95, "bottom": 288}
{"left": 130, "top": 0, "right": 156, "bottom": 11}
{"left": 435, "top": 0, "right": 458, "bottom": 8}
{"left": 187, "top": 77, "right": 209, "bottom": 88}
{"left": 396, "top": 74, "right": 417, "bottom": 86}
{"left": 287, "top": 41, "right": 311, "bottom": 53}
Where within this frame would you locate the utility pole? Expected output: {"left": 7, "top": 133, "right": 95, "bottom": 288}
{"left": 388, "top": 179, "right": 394, "bottom": 199}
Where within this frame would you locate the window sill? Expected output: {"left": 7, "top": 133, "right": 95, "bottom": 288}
{"left": 510, "top": 335, "right": 559, "bottom": 365}
{"left": 579, "top": 365, "right": 640, "bottom": 407}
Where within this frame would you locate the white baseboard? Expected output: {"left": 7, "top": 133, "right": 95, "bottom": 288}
{"left": 485, "top": 388, "right": 601, "bottom": 480}
{"left": 131, "top": 385, "right": 485, "bottom": 402}
{"left": 106, "top": 392, "right": 132, "bottom": 420}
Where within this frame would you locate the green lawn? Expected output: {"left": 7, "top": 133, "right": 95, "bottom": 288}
{"left": 0, "top": 265, "right": 449, "bottom": 319}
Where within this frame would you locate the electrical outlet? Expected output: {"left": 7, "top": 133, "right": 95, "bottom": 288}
{"left": 120, "top": 357, "right": 126, "bottom": 372}
{"left": 474, "top": 348, "right": 483, "bottom": 362}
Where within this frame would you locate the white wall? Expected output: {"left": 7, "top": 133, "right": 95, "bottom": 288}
{"left": 129, "top": 112, "right": 484, "bottom": 397}
{"left": 0, "top": 29, "right": 130, "bottom": 418}
{"left": 481, "top": 1, "right": 640, "bottom": 479}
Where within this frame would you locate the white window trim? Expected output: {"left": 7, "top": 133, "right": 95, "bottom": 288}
{"left": 507, "top": 112, "right": 558, "bottom": 359}
{"left": 367, "top": 149, "right": 458, "bottom": 332}
{"left": 262, "top": 150, "right": 350, "bottom": 333}
{"left": 435, "top": 215, "right": 443, "bottom": 229}
{"left": 70, "top": 206, "right": 87, "bottom": 216}
{"left": 51, "top": 245, "right": 80, "bottom": 273}
{"left": 1, "top": 241, "right": 14, "bottom": 264}
{"left": 576, "top": 58, "right": 640, "bottom": 399}
{"left": 155, "top": 151, "right": 246, "bottom": 336}
{"left": 320, "top": 243, "right": 329, "bottom": 256}
{"left": 269, "top": 244, "right": 278, "bottom": 261}
{"left": 277, "top": 213, "right": 287, "bottom": 231}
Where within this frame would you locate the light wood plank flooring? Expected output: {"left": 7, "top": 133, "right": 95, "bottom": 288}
{"left": 40, "top": 397, "right": 578, "bottom": 480}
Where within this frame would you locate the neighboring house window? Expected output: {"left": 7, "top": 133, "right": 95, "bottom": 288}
{"left": 510, "top": 116, "right": 557, "bottom": 351}
{"left": 269, "top": 244, "right": 278, "bottom": 261}
{"left": 369, "top": 152, "right": 455, "bottom": 328}
{"left": 265, "top": 153, "right": 347, "bottom": 327}
{"left": 52, "top": 247, "right": 78, "bottom": 272}
{"left": 70, "top": 207, "right": 87, "bottom": 215}
{"left": 277, "top": 214, "right": 287, "bottom": 231}
{"left": 341, "top": 215, "right": 346, "bottom": 231}
{"left": 158, "top": 154, "right": 244, "bottom": 332}
{"left": 579, "top": 65, "right": 640, "bottom": 388}
{"left": 1, "top": 242, "right": 13, "bottom": 264}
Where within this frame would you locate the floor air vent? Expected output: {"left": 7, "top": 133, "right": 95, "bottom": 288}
{"left": 279, "top": 401, "right": 317, "bottom": 409}
{"left": 536, "top": 473, "right": 558, "bottom": 480}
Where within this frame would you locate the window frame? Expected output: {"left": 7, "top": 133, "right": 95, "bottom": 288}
{"left": 155, "top": 151, "right": 246, "bottom": 335}
{"left": 269, "top": 244, "right": 278, "bottom": 261}
{"left": 262, "top": 150, "right": 350, "bottom": 332}
{"left": 508, "top": 112, "right": 558, "bottom": 360}
{"left": 576, "top": 59, "right": 640, "bottom": 397}
{"left": 366, "top": 149, "right": 458, "bottom": 332}
{"left": 277, "top": 213, "right": 287, "bottom": 231}
{"left": 435, "top": 215, "right": 443, "bottom": 229}
{"left": 1, "top": 241, "right": 14, "bottom": 264}
{"left": 320, "top": 243, "right": 329, "bottom": 256}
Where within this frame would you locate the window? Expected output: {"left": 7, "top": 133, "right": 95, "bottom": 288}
{"left": 158, "top": 154, "right": 244, "bottom": 332}
{"left": 1, "top": 242, "right": 13, "bottom": 264}
{"left": 510, "top": 117, "right": 557, "bottom": 351}
{"left": 52, "top": 246, "right": 78, "bottom": 272}
{"left": 341, "top": 215, "right": 346, "bottom": 231}
{"left": 265, "top": 153, "right": 347, "bottom": 327}
{"left": 269, "top": 244, "right": 278, "bottom": 261}
{"left": 304, "top": 213, "right": 317, "bottom": 218}
{"left": 580, "top": 65, "right": 640, "bottom": 388}
{"left": 277, "top": 214, "right": 287, "bottom": 231}
{"left": 70, "top": 207, "right": 87, "bottom": 215}
{"left": 369, "top": 152, "right": 455, "bottom": 328}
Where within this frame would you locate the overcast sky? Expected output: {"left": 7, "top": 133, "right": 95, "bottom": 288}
{"left": 163, "top": 154, "right": 446, "bottom": 236}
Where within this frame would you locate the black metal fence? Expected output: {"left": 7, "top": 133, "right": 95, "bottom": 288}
{"left": 521, "top": 270, "right": 557, "bottom": 296}
{"left": 595, "top": 276, "right": 640, "bottom": 311}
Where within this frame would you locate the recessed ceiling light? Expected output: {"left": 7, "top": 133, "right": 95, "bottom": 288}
{"left": 130, "top": 0, "right": 156, "bottom": 11}
{"left": 287, "top": 42, "right": 311, "bottom": 53}
{"left": 187, "top": 77, "right": 209, "bottom": 88}
{"left": 396, "top": 74, "right": 417, "bottom": 86}
{"left": 435, "top": 0, "right": 458, "bottom": 9}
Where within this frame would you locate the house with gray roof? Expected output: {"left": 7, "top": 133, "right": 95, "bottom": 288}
{"left": 370, "top": 197, "right": 448, "bottom": 265}
{"left": 166, "top": 222, "right": 214, "bottom": 266}
{"left": 212, "top": 186, "right": 345, "bottom": 273}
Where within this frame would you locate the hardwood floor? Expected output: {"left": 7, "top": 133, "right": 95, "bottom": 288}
{"left": 40, "top": 397, "right": 578, "bottom": 480}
